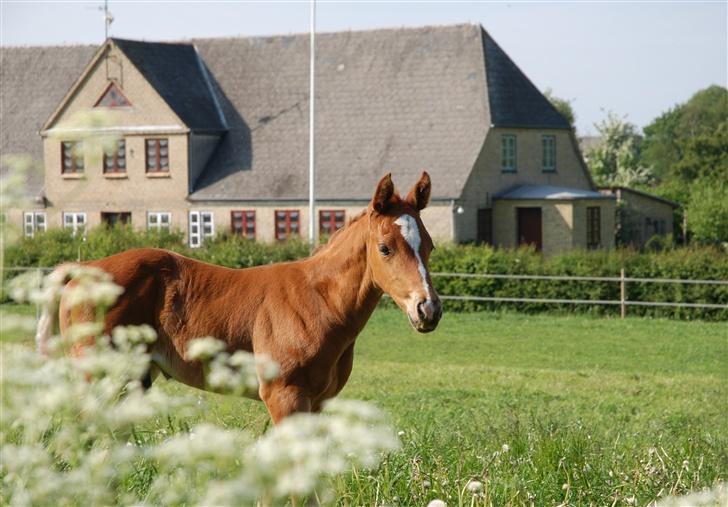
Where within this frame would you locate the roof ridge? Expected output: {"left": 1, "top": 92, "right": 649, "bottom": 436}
{"left": 188, "top": 22, "right": 481, "bottom": 43}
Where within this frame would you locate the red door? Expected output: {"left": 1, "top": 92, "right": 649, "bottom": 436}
{"left": 517, "top": 207, "right": 542, "bottom": 251}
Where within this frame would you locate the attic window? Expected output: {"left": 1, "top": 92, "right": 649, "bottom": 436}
{"left": 95, "top": 82, "right": 131, "bottom": 108}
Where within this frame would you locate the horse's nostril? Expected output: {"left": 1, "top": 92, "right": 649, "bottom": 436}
{"left": 417, "top": 301, "right": 426, "bottom": 320}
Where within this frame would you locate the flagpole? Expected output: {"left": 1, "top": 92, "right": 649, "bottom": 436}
{"left": 308, "top": 0, "right": 316, "bottom": 248}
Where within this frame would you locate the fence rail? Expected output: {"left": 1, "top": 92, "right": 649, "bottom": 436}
{"left": 3, "top": 267, "right": 728, "bottom": 317}
{"left": 430, "top": 271, "right": 728, "bottom": 316}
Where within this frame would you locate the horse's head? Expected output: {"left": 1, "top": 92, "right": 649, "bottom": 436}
{"left": 366, "top": 172, "right": 442, "bottom": 333}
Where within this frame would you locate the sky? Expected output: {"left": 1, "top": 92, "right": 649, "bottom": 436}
{"left": 1, "top": 1, "right": 726, "bottom": 135}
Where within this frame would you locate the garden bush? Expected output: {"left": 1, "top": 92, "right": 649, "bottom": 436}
{"left": 3, "top": 226, "right": 727, "bottom": 320}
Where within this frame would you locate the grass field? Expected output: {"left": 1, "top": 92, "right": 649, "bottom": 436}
{"left": 1, "top": 304, "right": 726, "bottom": 506}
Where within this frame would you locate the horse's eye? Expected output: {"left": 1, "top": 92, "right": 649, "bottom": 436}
{"left": 378, "top": 244, "right": 390, "bottom": 256}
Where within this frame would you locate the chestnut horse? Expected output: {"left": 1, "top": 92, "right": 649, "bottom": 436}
{"left": 40, "top": 172, "right": 442, "bottom": 423}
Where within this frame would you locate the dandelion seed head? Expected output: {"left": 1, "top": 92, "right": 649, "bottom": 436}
{"left": 466, "top": 480, "right": 483, "bottom": 493}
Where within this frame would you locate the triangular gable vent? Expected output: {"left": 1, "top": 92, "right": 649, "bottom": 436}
{"left": 95, "top": 82, "right": 131, "bottom": 108}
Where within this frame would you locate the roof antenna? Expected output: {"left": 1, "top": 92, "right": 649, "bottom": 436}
{"left": 101, "top": 0, "right": 114, "bottom": 40}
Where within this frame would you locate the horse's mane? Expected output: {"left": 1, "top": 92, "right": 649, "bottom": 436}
{"left": 311, "top": 209, "right": 368, "bottom": 256}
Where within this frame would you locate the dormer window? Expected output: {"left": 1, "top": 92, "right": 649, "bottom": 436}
{"left": 95, "top": 82, "right": 131, "bottom": 108}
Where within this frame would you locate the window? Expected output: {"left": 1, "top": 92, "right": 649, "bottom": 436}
{"left": 61, "top": 141, "right": 84, "bottom": 174}
{"left": 319, "top": 210, "right": 345, "bottom": 236}
{"left": 189, "top": 211, "right": 214, "bottom": 247}
{"left": 147, "top": 212, "right": 171, "bottom": 232}
{"left": 476, "top": 208, "right": 492, "bottom": 245}
{"left": 146, "top": 138, "right": 169, "bottom": 173}
{"left": 95, "top": 82, "right": 131, "bottom": 108}
{"left": 275, "top": 210, "right": 300, "bottom": 240}
{"left": 501, "top": 135, "right": 517, "bottom": 172}
{"left": 231, "top": 210, "right": 255, "bottom": 240}
{"left": 101, "top": 212, "right": 131, "bottom": 227}
{"left": 542, "top": 135, "right": 556, "bottom": 172}
{"left": 103, "top": 139, "right": 126, "bottom": 174}
{"left": 587, "top": 207, "right": 601, "bottom": 249}
{"left": 63, "top": 212, "right": 86, "bottom": 237}
{"left": 23, "top": 212, "right": 46, "bottom": 238}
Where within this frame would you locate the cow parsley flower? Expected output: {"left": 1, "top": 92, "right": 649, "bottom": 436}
{"left": 186, "top": 337, "right": 226, "bottom": 361}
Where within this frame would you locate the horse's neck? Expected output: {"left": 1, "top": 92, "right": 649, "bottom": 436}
{"left": 305, "top": 215, "right": 381, "bottom": 326}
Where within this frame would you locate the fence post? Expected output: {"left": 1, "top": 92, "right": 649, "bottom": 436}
{"left": 620, "top": 268, "right": 626, "bottom": 319}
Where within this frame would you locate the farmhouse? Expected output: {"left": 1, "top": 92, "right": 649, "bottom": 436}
{"left": 2, "top": 24, "right": 618, "bottom": 255}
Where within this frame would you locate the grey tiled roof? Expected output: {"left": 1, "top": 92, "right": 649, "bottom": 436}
{"left": 112, "top": 38, "right": 227, "bottom": 132}
{"left": 190, "top": 24, "right": 491, "bottom": 201}
{"left": 482, "top": 30, "right": 571, "bottom": 129}
{"left": 1, "top": 44, "right": 96, "bottom": 198}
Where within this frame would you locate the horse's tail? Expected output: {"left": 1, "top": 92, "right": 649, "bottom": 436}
{"left": 35, "top": 264, "right": 74, "bottom": 356}
{"left": 35, "top": 298, "right": 57, "bottom": 356}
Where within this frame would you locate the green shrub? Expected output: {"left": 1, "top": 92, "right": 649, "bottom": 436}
{"left": 3, "top": 227, "right": 727, "bottom": 320}
{"left": 429, "top": 244, "right": 728, "bottom": 320}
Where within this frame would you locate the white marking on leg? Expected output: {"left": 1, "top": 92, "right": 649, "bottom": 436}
{"left": 394, "top": 214, "right": 431, "bottom": 299}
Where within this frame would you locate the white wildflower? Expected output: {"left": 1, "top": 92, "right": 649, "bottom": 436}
{"left": 655, "top": 483, "right": 727, "bottom": 506}
{"left": 501, "top": 443, "right": 510, "bottom": 453}
{"left": 428, "top": 500, "right": 446, "bottom": 507}
{"left": 186, "top": 337, "right": 226, "bottom": 361}
{"left": 256, "top": 352, "right": 280, "bottom": 381}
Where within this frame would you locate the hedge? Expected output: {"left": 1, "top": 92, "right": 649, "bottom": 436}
{"left": 3, "top": 226, "right": 727, "bottom": 320}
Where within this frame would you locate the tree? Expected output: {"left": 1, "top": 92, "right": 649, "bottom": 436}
{"left": 687, "top": 179, "right": 728, "bottom": 244}
{"left": 586, "top": 112, "right": 653, "bottom": 187}
{"left": 642, "top": 85, "right": 728, "bottom": 185}
{"left": 544, "top": 88, "right": 576, "bottom": 129}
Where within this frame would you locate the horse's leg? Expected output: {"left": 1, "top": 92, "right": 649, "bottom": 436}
{"left": 260, "top": 382, "right": 312, "bottom": 424}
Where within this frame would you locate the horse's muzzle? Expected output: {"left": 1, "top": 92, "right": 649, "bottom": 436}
{"left": 410, "top": 297, "right": 442, "bottom": 333}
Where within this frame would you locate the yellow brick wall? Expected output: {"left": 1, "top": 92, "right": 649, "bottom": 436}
{"left": 456, "top": 127, "right": 593, "bottom": 242}
{"left": 492, "top": 198, "right": 615, "bottom": 256}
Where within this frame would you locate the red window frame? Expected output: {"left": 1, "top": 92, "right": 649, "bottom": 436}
{"left": 275, "top": 210, "right": 300, "bottom": 240}
{"left": 319, "top": 209, "right": 346, "bottom": 236}
{"left": 145, "top": 138, "right": 169, "bottom": 173}
{"left": 103, "top": 139, "right": 126, "bottom": 173}
{"left": 61, "top": 141, "right": 84, "bottom": 174}
{"left": 231, "top": 210, "right": 256, "bottom": 240}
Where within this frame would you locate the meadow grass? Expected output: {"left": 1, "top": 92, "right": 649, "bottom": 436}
{"left": 1, "top": 305, "right": 726, "bottom": 506}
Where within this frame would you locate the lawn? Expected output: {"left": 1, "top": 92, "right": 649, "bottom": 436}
{"left": 1, "top": 305, "right": 726, "bottom": 506}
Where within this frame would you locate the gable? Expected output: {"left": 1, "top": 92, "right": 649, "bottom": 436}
{"left": 42, "top": 42, "right": 186, "bottom": 134}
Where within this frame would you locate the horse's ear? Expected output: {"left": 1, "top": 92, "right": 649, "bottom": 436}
{"left": 371, "top": 173, "right": 395, "bottom": 213}
{"left": 406, "top": 171, "right": 431, "bottom": 210}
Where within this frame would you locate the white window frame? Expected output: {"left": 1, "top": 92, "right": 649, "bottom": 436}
{"left": 23, "top": 211, "right": 47, "bottom": 238}
{"left": 62, "top": 212, "right": 86, "bottom": 237}
{"left": 147, "top": 212, "right": 172, "bottom": 232}
{"left": 542, "top": 135, "right": 556, "bottom": 172}
{"left": 501, "top": 134, "right": 517, "bottom": 172}
{"left": 189, "top": 211, "right": 214, "bottom": 248}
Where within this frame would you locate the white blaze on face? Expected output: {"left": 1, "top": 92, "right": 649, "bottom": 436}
{"left": 394, "top": 214, "right": 431, "bottom": 300}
